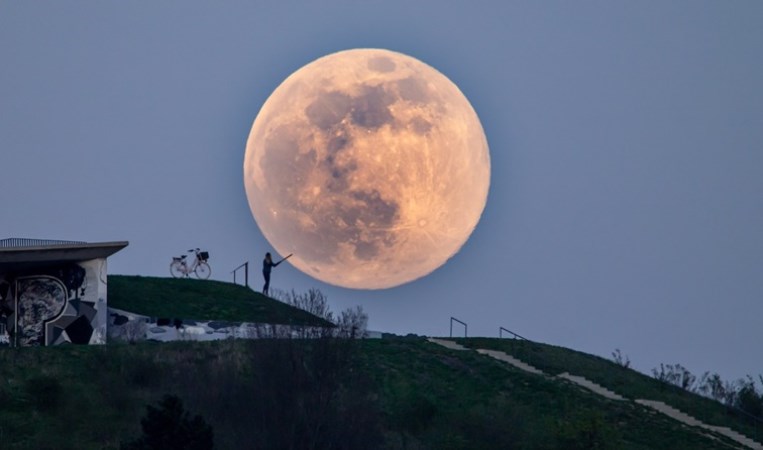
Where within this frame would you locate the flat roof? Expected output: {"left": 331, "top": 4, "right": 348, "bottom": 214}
{"left": 0, "top": 240, "right": 129, "bottom": 271}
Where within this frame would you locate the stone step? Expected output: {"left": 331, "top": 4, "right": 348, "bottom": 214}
{"left": 427, "top": 337, "right": 469, "bottom": 351}
{"left": 635, "top": 399, "right": 763, "bottom": 450}
{"left": 476, "top": 348, "right": 545, "bottom": 375}
{"left": 427, "top": 341, "right": 762, "bottom": 450}
{"left": 557, "top": 372, "right": 626, "bottom": 401}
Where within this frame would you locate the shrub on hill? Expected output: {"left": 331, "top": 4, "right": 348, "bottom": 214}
{"left": 735, "top": 377, "right": 763, "bottom": 419}
{"left": 611, "top": 348, "right": 630, "bottom": 369}
{"left": 269, "top": 287, "right": 370, "bottom": 338}
{"left": 121, "top": 394, "right": 214, "bottom": 450}
{"left": 652, "top": 363, "right": 763, "bottom": 421}
{"left": 245, "top": 334, "right": 381, "bottom": 449}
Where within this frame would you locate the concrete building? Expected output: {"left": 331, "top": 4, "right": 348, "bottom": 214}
{"left": 0, "top": 238, "right": 128, "bottom": 347}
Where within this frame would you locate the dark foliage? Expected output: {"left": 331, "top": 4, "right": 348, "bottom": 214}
{"left": 245, "top": 336, "right": 382, "bottom": 450}
{"left": 651, "top": 363, "right": 698, "bottom": 392}
{"left": 24, "top": 374, "right": 62, "bottom": 412}
{"left": 122, "top": 394, "right": 214, "bottom": 450}
{"left": 555, "top": 410, "right": 620, "bottom": 450}
{"left": 736, "top": 378, "right": 763, "bottom": 419}
{"left": 611, "top": 348, "right": 630, "bottom": 369}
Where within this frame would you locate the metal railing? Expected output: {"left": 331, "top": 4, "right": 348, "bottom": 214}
{"left": 0, "top": 238, "right": 86, "bottom": 248}
{"left": 450, "top": 316, "right": 467, "bottom": 338}
{"left": 231, "top": 261, "right": 249, "bottom": 287}
{"left": 499, "top": 326, "right": 528, "bottom": 340}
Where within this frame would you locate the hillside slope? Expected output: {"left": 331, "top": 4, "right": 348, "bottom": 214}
{"left": 108, "top": 275, "right": 331, "bottom": 327}
{"left": 0, "top": 338, "right": 748, "bottom": 449}
{"left": 457, "top": 337, "right": 762, "bottom": 447}
{"left": 1, "top": 275, "right": 758, "bottom": 449}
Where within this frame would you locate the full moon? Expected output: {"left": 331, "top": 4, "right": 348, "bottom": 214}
{"left": 244, "top": 49, "right": 490, "bottom": 289}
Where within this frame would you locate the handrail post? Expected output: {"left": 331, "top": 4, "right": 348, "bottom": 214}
{"left": 231, "top": 261, "right": 250, "bottom": 287}
{"left": 449, "top": 317, "right": 467, "bottom": 338}
{"left": 499, "top": 326, "right": 528, "bottom": 341}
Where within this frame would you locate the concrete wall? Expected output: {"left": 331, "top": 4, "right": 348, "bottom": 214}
{"left": 108, "top": 307, "right": 333, "bottom": 343}
{"left": 108, "top": 308, "right": 380, "bottom": 343}
{"left": 0, "top": 259, "right": 108, "bottom": 346}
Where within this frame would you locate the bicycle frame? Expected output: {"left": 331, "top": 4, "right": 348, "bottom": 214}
{"left": 170, "top": 248, "right": 211, "bottom": 279}
{"left": 174, "top": 255, "right": 200, "bottom": 276}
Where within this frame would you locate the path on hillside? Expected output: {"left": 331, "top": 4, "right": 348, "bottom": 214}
{"left": 427, "top": 338, "right": 762, "bottom": 450}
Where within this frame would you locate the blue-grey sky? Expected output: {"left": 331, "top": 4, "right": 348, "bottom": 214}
{"left": 2, "top": 1, "right": 761, "bottom": 382}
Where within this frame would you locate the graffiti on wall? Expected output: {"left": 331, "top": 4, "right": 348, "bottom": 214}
{"left": 0, "top": 259, "right": 108, "bottom": 347}
{"left": 0, "top": 276, "right": 11, "bottom": 346}
{"left": 16, "top": 276, "right": 68, "bottom": 346}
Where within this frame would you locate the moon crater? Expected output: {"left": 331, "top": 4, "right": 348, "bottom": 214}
{"left": 244, "top": 49, "right": 490, "bottom": 289}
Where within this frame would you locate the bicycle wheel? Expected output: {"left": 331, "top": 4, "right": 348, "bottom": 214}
{"left": 194, "top": 262, "right": 211, "bottom": 280}
{"left": 170, "top": 261, "right": 184, "bottom": 278}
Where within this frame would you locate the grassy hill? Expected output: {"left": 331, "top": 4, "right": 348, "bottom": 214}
{"left": 457, "top": 338, "right": 763, "bottom": 447}
{"left": 0, "top": 277, "right": 759, "bottom": 449}
{"left": 108, "top": 275, "right": 331, "bottom": 327}
{"left": 0, "top": 338, "right": 757, "bottom": 449}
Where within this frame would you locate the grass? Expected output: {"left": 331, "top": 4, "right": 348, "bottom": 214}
{"left": 456, "top": 337, "right": 763, "bottom": 445}
{"left": 107, "top": 275, "right": 331, "bottom": 327}
{"left": 0, "top": 338, "right": 739, "bottom": 450}
{"left": 1, "top": 275, "right": 758, "bottom": 449}
{"left": 365, "top": 337, "right": 745, "bottom": 450}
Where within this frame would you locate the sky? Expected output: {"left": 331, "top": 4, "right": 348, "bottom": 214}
{"left": 1, "top": 1, "right": 761, "bottom": 382}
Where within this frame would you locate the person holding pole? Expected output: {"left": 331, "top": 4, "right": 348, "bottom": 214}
{"left": 262, "top": 252, "right": 292, "bottom": 296}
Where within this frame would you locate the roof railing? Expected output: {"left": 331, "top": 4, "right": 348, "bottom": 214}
{"left": 0, "top": 238, "right": 86, "bottom": 248}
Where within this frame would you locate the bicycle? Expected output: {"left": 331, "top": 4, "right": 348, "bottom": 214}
{"left": 170, "top": 248, "right": 211, "bottom": 279}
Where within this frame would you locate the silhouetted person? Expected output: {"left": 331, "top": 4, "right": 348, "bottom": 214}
{"left": 262, "top": 252, "right": 281, "bottom": 296}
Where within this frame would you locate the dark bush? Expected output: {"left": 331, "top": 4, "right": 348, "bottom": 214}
{"left": 736, "top": 379, "right": 763, "bottom": 419}
{"left": 246, "top": 336, "right": 382, "bottom": 450}
{"left": 611, "top": 348, "right": 630, "bottom": 369}
{"left": 652, "top": 363, "right": 699, "bottom": 392}
{"left": 122, "top": 394, "right": 214, "bottom": 450}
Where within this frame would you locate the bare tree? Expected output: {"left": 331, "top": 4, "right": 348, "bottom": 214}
{"left": 655, "top": 364, "right": 763, "bottom": 418}
{"left": 336, "top": 305, "right": 369, "bottom": 338}
{"left": 651, "top": 363, "right": 700, "bottom": 392}
{"left": 272, "top": 288, "right": 369, "bottom": 339}
{"left": 611, "top": 349, "right": 630, "bottom": 369}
